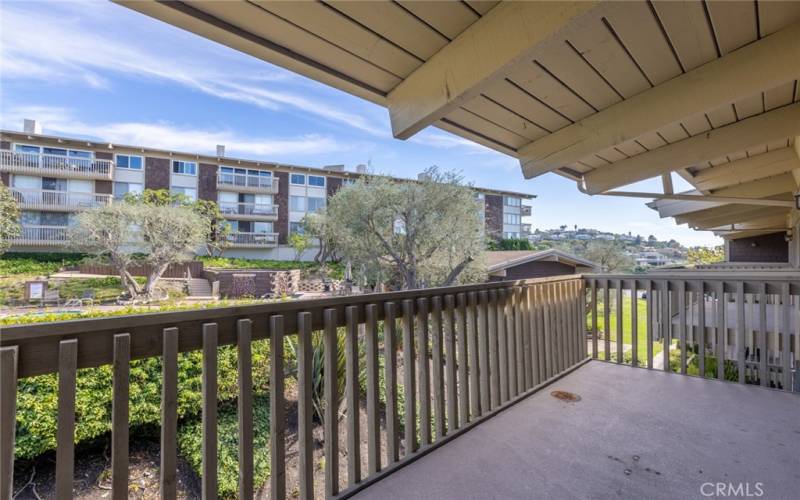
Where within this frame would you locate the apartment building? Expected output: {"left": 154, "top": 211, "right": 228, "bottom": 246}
{"left": 1, "top": 122, "right": 534, "bottom": 260}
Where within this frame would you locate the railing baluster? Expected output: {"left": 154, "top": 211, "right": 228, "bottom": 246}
{"left": 615, "top": 281, "right": 623, "bottom": 364}
{"left": 630, "top": 280, "right": 638, "bottom": 368}
{"left": 542, "top": 284, "right": 553, "bottom": 380}
{"left": 558, "top": 282, "right": 568, "bottom": 373}
{"left": 781, "top": 283, "right": 791, "bottom": 391}
{"left": 383, "top": 303, "right": 400, "bottom": 464}
{"left": 237, "top": 319, "right": 254, "bottom": 499}
{"left": 431, "top": 297, "right": 446, "bottom": 439}
{"left": 698, "top": 282, "right": 706, "bottom": 378}
{"left": 715, "top": 283, "right": 725, "bottom": 380}
{"left": 417, "top": 298, "right": 432, "bottom": 446}
{"left": 365, "top": 304, "right": 381, "bottom": 473}
{"left": 202, "top": 324, "right": 218, "bottom": 500}
{"left": 735, "top": 284, "right": 746, "bottom": 385}
{"left": 0, "top": 347, "right": 18, "bottom": 500}
{"left": 323, "top": 309, "right": 340, "bottom": 496}
{"left": 111, "top": 334, "right": 130, "bottom": 500}
{"left": 513, "top": 287, "right": 525, "bottom": 392}
{"left": 467, "top": 292, "right": 480, "bottom": 417}
{"left": 270, "top": 316, "right": 286, "bottom": 500}
{"left": 497, "top": 289, "right": 510, "bottom": 401}
{"left": 645, "top": 281, "right": 654, "bottom": 369}
{"left": 507, "top": 288, "right": 519, "bottom": 396}
{"left": 297, "top": 312, "right": 314, "bottom": 499}
{"left": 758, "top": 283, "right": 768, "bottom": 387}
{"left": 522, "top": 286, "right": 533, "bottom": 389}
{"left": 455, "top": 293, "right": 470, "bottom": 424}
{"left": 344, "top": 306, "right": 361, "bottom": 483}
{"left": 603, "top": 280, "right": 611, "bottom": 362}
{"left": 678, "top": 282, "right": 686, "bottom": 375}
{"left": 443, "top": 295, "right": 458, "bottom": 432}
{"left": 56, "top": 339, "right": 78, "bottom": 499}
{"left": 662, "top": 281, "right": 671, "bottom": 373}
{"left": 487, "top": 290, "right": 500, "bottom": 408}
{"left": 590, "top": 279, "right": 598, "bottom": 360}
{"left": 478, "top": 291, "right": 491, "bottom": 410}
{"left": 529, "top": 285, "right": 542, "bottom": 386}
{"left": 402, "top": 299, "right": 417, "bottom": 452}
{"left": 571, "top": 280, "right": 580, "bottom": 367}
{"left": 161, "top": 328, "right": 178, "bottom": 500}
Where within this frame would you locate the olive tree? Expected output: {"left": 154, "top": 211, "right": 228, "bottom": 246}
{"left": 69, "top": 198, "right": 208, "bottom": 301}
{"left": 0, "top": 184, "right": 21, "bottom": 255}
{"left": 320, "top": 167, "right": 486, "bottom": 289}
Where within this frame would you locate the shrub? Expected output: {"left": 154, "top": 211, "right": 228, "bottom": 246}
{"left": 0, "top": 252, "right": 86, "bottom": 276}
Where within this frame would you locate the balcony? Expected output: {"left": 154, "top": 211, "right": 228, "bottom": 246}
{"left": 0, "top": 274, "right": 797, "bottom": 499}
{"left": 227, "top": 231, "right": 279, "bottom": 248}
{"left": 11, "top": 188, "right": 112, "bottom": 211}
{"left": 521, "top": 205, "right": 531, "bottom": 216}
{"left": 10, "top": 225, "right": 69, "bottom": 246}
{"left": 0, "top": 150, "right": 113, "bottom": 180}
{"left": 219, "top": 201, "right": 279, "bottom": 221}
{"left": 217, "top": 172, "right": 279, "bottom": 194}
{"left": 521, "top": 223, "right": 531, "bottom": 236}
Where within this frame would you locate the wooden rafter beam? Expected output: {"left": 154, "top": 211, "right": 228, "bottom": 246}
{"left": 693, "top": 148, "right": 800, "bottom": 191}
{"left": 386, "top": 1, "right": 601, "bottom": 140}
{"left": 581, "top": 103, "right": 800, "bottom": 194}
{"left": 519, "top": 21, "right": 800, "bottom": 178}
{"left": 689, "top": 208, "right": 787, "bottom": 230}
{"left": 598, "top": 190, "right": 794, "bottom": 207}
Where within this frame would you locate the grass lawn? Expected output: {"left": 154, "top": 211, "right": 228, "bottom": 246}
{"left": 588, "top": 294, "right": 663, "bottom": 364}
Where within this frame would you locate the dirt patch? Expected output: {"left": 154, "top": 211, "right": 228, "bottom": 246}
{"left": 550, "top": 390, "right": 581, "bottom": 402}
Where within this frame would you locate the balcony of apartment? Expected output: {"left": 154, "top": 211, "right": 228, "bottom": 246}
{"left": 217, "top": 171, "right": 279, "bottom": 195}
{"left": 219, "top": 201, "right": 279, "bottom": 222}
{"left": 11, "top": 188, "right": 112, "bottom": 211}
{"left": 227, "top": 231, "right": 279, "bottom": 248}
{"left": 10, "top": 224, "right": 69, "bottom": 246}
{"left": 521, "top": 205, "right": 532, "bottom": 217}
{"left": 521, "top": 222, "right": 531, "bottom": 236}
{"left": 0, "top": 150, "right": 113, "bottom": 180}
{"left": 1, "top": 273, "right": 797, "bottom": 499}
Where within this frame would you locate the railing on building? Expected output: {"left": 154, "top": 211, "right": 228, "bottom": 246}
{"left": 11, "top": 225, "right": 69, "bottom": 245}
{"left": 227, "top": 231, "right": 279, "bottom": 247}
{"left": 11, "top": 188, "right": 112, "bottom": 210}
{"left": 0, "top": 151, "right": 113, "bottom": 179}
{"left": 0, "top": 275, "right": 586, "bottom": 499}
{"left": 521, "top": 205, "right": 532, "bottom": 216}
{"left": 219, "top": 201, "right": 279, "bottom": 219}
{"left": 217, "top": 172, "right": 279, "bottom": 194}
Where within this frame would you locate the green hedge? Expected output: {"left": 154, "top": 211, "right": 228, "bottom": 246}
{"left": 0, "top": 252, "right": 87, "bottom": 276}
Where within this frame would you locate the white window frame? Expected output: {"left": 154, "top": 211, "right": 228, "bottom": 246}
{"left": 170, "top": 186, "right": 197, "bottom": 201}
{"left": 115, "top": 153, "right": 144, "bottom": 170}
{"left": 172, "top": 160, "right": 198, "bottom": 176}
{"left": 290, "top": 173, "right": 306, "bottom": 185}
{"left": 290, "top": 195, "right": 307, "bottom": 212}
{"left": 308, "top": 175, "right": 326, "bottom": 187}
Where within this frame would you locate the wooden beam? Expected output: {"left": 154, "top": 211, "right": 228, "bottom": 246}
{"left": 688, "top": 208, "right": 787, "bottom": 229}
{"left": 717, "top": 229, "right": 789, "bottom": 239}
{"left": 386, "top": 1, "right": 601, "bottom": 139}
{"left": 519, "top": 21, "right": 800, "bottom": 177}
{"left": 693, "top": 148, "right": 800, "bottom": 191}
{"left": 711, "top": 173, "right": 796, "bottom": 198}
{"left": 581, "top": 102, "right": 800, "bottom": 194}
{"left": 661, "top": 174, "right": 674, "bottom": 194}
{"left": 599, "top": 190, "right": 794, "bottom": 207}
{"left": 675, "top": 204, "right": 771, "bottom": 225}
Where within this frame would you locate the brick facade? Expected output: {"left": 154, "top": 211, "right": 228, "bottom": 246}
{"left": 728, "top": 232, "right": 788, "bottom": 263}
{"left": 144, "top": 157, "right": 170, "bottom": 190}
{"left": 94, "top": 151, "right": 113, "bottom": 160}
{"left": 1, "top": 172, "right": 8, "bottom": 187}
{"left": 485, "top": 194, "right": 503, "bottom": 240}
{"left": 0, "top": 140, "right": 10, "bottom": 150}
{"left": 198, "top": 163, "right": 218, "bottom": 201}
{"left": 275, "top": 171, "right": 289, "bottom": 244}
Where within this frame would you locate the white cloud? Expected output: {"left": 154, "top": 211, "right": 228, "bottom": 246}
{"left": 1, "top": 105, "right": 355, "bottom": 158}
{"left": 411, "top": 131, "right": 495, "bottom": 154}
{"left": 0, "top": 1, "right": 388, "bottom": 136}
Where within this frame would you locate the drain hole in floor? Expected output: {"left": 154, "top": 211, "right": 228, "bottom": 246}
{"left": 550, "top": 390, "right": 581, "bottom": 402}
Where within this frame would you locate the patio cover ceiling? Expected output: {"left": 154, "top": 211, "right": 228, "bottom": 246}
{"left": 118, "top": 0, "right": 800, "bottom": 239}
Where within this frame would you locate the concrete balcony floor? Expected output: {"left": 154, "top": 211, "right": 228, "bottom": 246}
{"left": 354, "top": 362, "right": 799, "bottom": 500}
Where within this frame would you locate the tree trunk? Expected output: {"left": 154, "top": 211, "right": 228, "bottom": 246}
{"left": 442, "top": 256, "right": 474, "bottom": 287}
{"left": 144, "top": 262, "right": 171, "bottom": 300}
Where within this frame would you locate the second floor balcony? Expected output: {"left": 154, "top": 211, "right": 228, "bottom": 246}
{"left": 227, "top": 231, "right": 279, "bottom": 248}
{"left": 521, "top": 205, "right": 532, "bottom": 216}
{"left": 0, "top": 150, "right": 113, "bottom": 180}
{"left": 11, "top": 188, "right": 112, "bottom": 211}
{"left": 219, "top": 201, "right": 279, "bottom": 221}
{"left": 217, "top": 171, "right": 279, "bottom": 194}
{"left": 10, "top": 224, "right": 69, "bottom": 246}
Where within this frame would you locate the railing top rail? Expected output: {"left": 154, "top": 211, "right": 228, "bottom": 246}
{"left": 0, "top": 274, "right": 583, "bottom": 377}
{"left": 585, "top": 272, "right": 800, "bottom": 281}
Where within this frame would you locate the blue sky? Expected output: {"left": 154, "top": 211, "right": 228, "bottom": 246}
{"left": 0, "top": 0, "right": 721, "bottom": 247}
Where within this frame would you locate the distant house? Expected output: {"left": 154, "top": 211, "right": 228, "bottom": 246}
{"left": 486, "top": 250, "right": 599, "bottom": 281}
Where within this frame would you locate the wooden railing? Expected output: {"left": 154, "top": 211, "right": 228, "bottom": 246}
{"left": 0, "top": 151, "right": 113, "bottom": 179}
{"left": 0, "top": 275, "right": 586, "bottom": 499}
{"left": 585, "top": 274, "right": 799, "bottom": 392}
{"left": 11, "top": 188, "right": 112, "bottom": 210}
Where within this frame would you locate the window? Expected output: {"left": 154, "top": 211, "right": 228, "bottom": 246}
{"left": 307, "top": 197, "right": 326, "bottom": 212}
{"left": 40, "top": 211, "right": 70, "bottom": 226}
{"left": 171, "top": 186, "right": 197, "bottom": 201}
{"left": 308, "top": 175, "right": 325, "bottom": 187}
{"left": 503, "top": 213, "right": 521, "bottom": 225}
{"left": 342, "top": 178, "right": 356, "bottom": 186}
{"left": 14, "top": 144, "right": 41, "bottom": 154}
{"left": 290, "top": 174, "right": 306, "bottom": 185}
{"left": 114, "top": 182, "right": 143, "bottom": 200}
{"left": 290, "top": 195, "right": 306, "bottom": 212}
{"left": 172, "top": 160, "right": 197, "bottom": 176}
{"left": 504, "top": 196, "right": 521, "bottom": 207}
{"left": 290, "top": 222, "right": 304, "bottom": 234}
{"left": 116, "top": 154, "right": 143, "bottom": 170}
{"left": 41, "top": 177, "right": 67, "bottom": 191}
